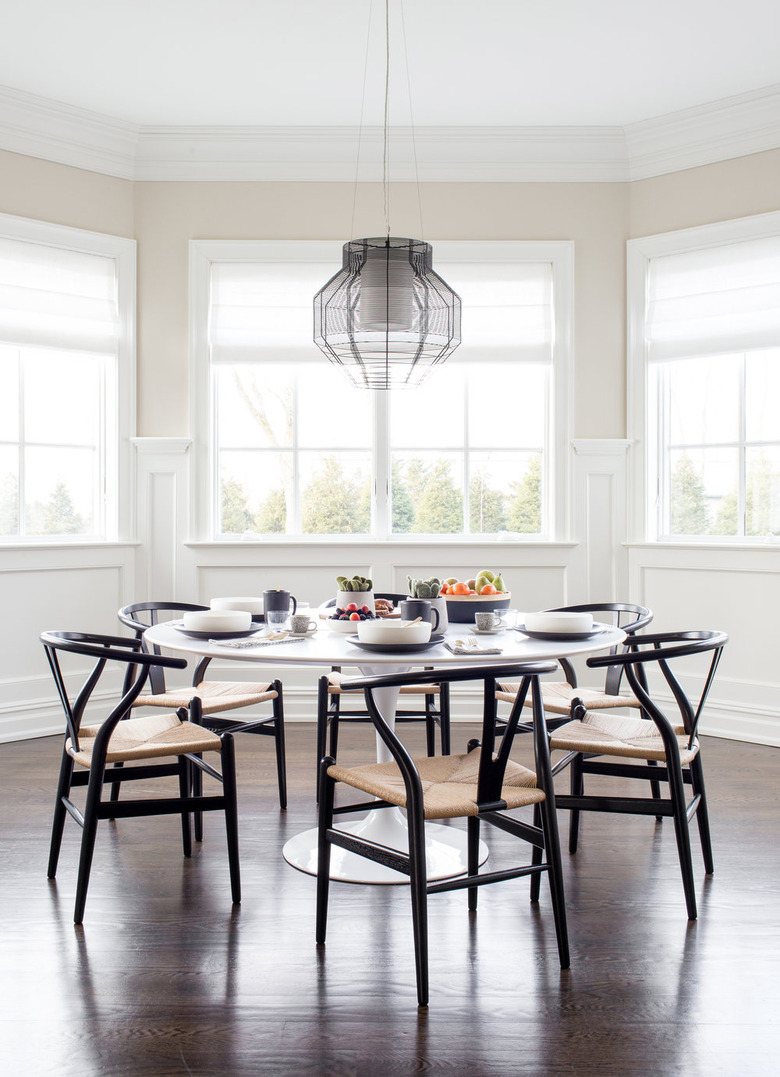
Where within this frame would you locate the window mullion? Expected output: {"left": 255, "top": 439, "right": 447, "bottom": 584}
{"left": 374, "top": 389, "right": 389, "bottom": 539}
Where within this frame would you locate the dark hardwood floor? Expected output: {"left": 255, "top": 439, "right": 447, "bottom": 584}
{"left": 1, "top": 723, "right": 778, "bottom": 1077}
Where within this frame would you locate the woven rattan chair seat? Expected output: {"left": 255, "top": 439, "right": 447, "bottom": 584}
{"left": 496, "top": 679, "right": 640, "bottom": 712}
{"left": 327, "top": 670, "right": 440, "bottom": 696}
{"left": 327, "top": 747, "right": 544, "bottom": 820}
{"left": 550, "top": 709, "right": 696, "bottom": 763}
{"left": 131, "top": 680, "right": 277, "bottom": 712}
{"left": 68, "top": 712, "right": 223, "bottom": 766}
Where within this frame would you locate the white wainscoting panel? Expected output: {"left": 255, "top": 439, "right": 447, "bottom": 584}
{"left": 0, "top": 543, "right": 138, "bottom": 741}
{"left": 571, "top": 440, "right": 631, "bottom": 604}
{"left": 628, "top": 543, "right": 780, "bottom": 746}
{"left": 133, "top": 438, "right": 192, "bottom": 599}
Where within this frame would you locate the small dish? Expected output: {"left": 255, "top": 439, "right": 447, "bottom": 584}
{"left": 471, "top": 624, "right": 502, "bottom": 635}
{"left": 174, "top": 624, "right": 262, "bottom": 641}
{"left": 346, "top": 633, "right": 446, "bottom": 654}
{"left": 515, "top": 623, "right": 608, "bottom": 642}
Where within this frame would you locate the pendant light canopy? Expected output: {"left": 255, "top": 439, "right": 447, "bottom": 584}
{"left": 313, "top": 236, "right": 461, "bottom": 390}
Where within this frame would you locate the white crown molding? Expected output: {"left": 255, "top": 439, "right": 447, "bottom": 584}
{"left": 625, "top": 83, "right": 780, "bottom": 181}
{"left": 0, "top": 84, "right": 138, "bottom": 179}
{"left": 1, "top": 82, "right": 779, "bottom": 184}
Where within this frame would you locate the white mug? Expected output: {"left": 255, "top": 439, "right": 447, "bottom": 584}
{"left": 290, "top": 613, "right": 317, "bottom": 635}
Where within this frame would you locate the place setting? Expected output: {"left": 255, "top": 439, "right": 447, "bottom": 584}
{"left": 514, "top": 610, "right": 609, "bottom": 641}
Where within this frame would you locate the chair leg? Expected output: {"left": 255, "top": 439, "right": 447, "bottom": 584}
{"left": 178, "top": 755, "right": 192, "bottom": 858}
{"left": 109, "top": 761, "right": 124, "bottom": 802}
{"left": 467, "top": 816, "right": 480, "bottom": 911}
{"left": 540, "top": 792, "right": 570, "bottom": 970}
{"left": 187, "top": 700, "right": 205, "bottom": 842}
{"left": 272, "top": 681, "right": 287, "bottom": 810}
{"left": 315, "top": 678, "right": 328, "bottom": 803}
{"left": 529, "top": 802, "right": 542, "bottom": 903}
{"left": 48, "top": 748, "right": 74, "bottom": 879}
{"left": 73, "top": 765, "right": 105, "bottom": 925}
{"left": 569, "top": 753, "right": 584, "bottom": 854}
{"left": 424, "top": 692, "right": 436, "bottom": 757}
{"left": 668, "top": 755, "right": 698, "bottom": 920}
{"left": 439, "top": 682, "right": 451, "bottom": 755}
{"left": 221, "top": 735, "right": 241, "bottom": 905}
{"left": 316, "top": 759, "right": 335, "bottom": 944}
{"left": 407, "top": 806, "right": 429, "bottom": 1008}
{"left": 647, "top": 758, "right": 663, "bottom": 821}
{"left": 689, "top": 753, "right": 714, "bottom": 875}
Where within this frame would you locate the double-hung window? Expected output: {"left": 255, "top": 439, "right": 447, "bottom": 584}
{"left": 629, "top": 212, "right": 780, "bottom": 542}
{"left": 0, "top": 214, "right": 135, "bottom": 542}
{"left": 191, "top": 240, "right": 572, "bottom": 541}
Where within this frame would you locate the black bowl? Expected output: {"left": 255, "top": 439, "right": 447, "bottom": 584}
{"left": 445, "top": 592, "right": 511, "bottom": 623}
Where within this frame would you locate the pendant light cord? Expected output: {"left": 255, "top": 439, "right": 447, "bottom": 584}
{"left": 350, "top": 0, "right": 374, "bottom": 241}
{"left": 399, "top": 0, "right": 424, "bottom": 241}
{"left": 382, "top": 0, "right": 391, "bottom": 237}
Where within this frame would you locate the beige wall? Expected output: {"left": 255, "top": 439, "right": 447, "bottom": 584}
{"left": 133, "top": 179, "right": 629, "bottom": 437}
{"left": 2, "top": 146, "right": 780, "bottom": 440}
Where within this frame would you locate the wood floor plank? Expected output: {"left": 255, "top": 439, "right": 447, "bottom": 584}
{"left": 0, "top": 726, "right": 778, "bottom": 1076}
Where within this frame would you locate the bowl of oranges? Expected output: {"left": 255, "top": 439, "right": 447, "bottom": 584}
{"left": 441, "top": 571, "right": 511, "bottom": 623}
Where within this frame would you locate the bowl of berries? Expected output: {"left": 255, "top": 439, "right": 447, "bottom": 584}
{"left": 327, "top": 601, "right": 377, "bottom": 633}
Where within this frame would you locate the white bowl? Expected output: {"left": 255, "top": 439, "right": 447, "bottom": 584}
{"left": 183, "top": 609, "right": 252, "bottom": 633}
{"left": 524, "top": 611, "right": 593, "bottom": 634}
{"left": 210, "top": 596, "right": 264, "bottom": 615}
{"left": 357, "top": 619, "right": 432, "bottom": 645}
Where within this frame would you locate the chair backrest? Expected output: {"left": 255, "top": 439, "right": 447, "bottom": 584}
{"left": 40, "top": 630, "right": 188, "bottom": 759}
{"left": 337, "top": 661, "right": 559, "bottom": 811}
{"left": 549, "top": 602, "right": 653, "bottom": 696}
{"left": 118, "top": 602, "right": 208, "bottom": 693}
{"left": 586, "top": 630, "right": 728, "bottom": 745}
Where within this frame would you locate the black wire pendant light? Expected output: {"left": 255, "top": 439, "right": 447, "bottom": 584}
{"left": 313, "top": 1, "right": 461, "bottom": 389}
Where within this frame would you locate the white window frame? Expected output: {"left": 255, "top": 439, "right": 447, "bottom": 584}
{"left": 190, "top": 239, "right": 573, "bottom": 543}
{"left": 0, "top": 212, "right": 136, "bottom": 544}
{"left": 627, "top": 209, "right": 780, "bottom": 544}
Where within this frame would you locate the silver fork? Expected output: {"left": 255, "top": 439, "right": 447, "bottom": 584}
{"left": 468, "top": 636, "right": 480, "bottom": 649}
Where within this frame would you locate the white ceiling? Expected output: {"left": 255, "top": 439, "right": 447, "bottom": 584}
{"left": 2, "top": 0, "right": 780, "bottom": 129}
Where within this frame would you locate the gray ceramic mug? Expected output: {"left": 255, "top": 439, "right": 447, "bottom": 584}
{"left": 399, "top": 598, "right": 440, "bottom": 633}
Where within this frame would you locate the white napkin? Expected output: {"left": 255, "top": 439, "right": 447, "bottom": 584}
{"left": 444, "top": 642, "right": 503, "bottom": 656}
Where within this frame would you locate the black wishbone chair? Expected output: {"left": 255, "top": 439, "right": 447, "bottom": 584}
{"left": 316, "top": 661, "right": 570, "bottom": 1008}
{"left": 549, "top": 630, "right": 728, "bottom": 920}
{"left": 496, "top": 602, "right": 653, "bottom": 730}
{"left": 41, "top": 631, "right": 241, "bottom": 924}
{"left": 318, "top": 594, "right": 451, "bottom": 788}
{"left": 118, "top": 602, "right": 286, "bottom": 813}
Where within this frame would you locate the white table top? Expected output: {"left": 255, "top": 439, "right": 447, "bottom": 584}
{"left": 143, "top": 620, "right": 626, "bottom": 669}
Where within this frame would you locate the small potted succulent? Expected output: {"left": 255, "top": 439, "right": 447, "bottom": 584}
{"left": 406, "top": 575, "right": 448, "bottom": 632}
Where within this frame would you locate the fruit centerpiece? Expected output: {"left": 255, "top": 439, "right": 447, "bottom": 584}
{"left": 439, "top": 569, "right": 511, "bottom": 623}
{"left": 328, "top": 573, "right": 377, "bottom": 632}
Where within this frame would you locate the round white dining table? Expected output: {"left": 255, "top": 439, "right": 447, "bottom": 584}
{"left": 143, "top": 618, "right": 625, "bottom": 885}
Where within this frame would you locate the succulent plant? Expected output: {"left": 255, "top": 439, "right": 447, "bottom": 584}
{"left": 336, "top": 574, "right": 373, "bottom": 592}
{"left": 406, "top": 576, "right": 441, "bottom": 600}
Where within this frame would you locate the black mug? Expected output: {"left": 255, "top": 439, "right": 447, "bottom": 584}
{"left": 263, "top": 589, "right": 297, "bottom": 618}
{"left": 400, "top": 598, "right": 440, "bottom": 633}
